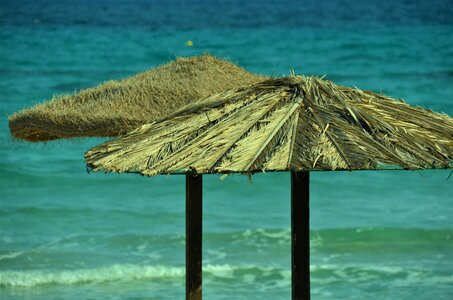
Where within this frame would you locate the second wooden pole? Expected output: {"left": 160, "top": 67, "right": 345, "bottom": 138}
{"left": 291, "top": 171, "right": 310, "bottom": 300}
{"left": 186, "top": 174, "right": 203, "bottom": 300}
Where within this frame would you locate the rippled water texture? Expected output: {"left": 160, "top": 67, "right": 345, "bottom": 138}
{"left": 1, "top": 0, "right": 452, "bottom": 299}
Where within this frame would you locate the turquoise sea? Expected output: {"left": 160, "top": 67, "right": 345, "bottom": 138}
{"left": 1, "top": 0, "right": 452, "bottom": 299}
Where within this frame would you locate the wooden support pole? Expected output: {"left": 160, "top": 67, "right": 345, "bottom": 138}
{"left": 291, "top": 171, "right": 310, "bottom": 300}
{"left": 186, "top": 174, "right": 203, "bottom": 300}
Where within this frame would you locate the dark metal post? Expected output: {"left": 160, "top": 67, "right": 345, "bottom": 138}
{"left": 186, "top": 174, "right": 202, "bottom": 300}
{"left": 291, "top": 171, "right": 310, "bottom": 300}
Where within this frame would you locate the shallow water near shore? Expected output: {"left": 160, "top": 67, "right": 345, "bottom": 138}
{"left": 1, "top": 0, "right": 453, "bottom": 299}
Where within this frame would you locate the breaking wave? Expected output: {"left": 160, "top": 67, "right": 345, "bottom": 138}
{"left": 2, "top": 263, "right": 452, "bottom": 288}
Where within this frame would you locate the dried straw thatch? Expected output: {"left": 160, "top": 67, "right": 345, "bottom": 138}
{"left": 85, "top": 76, "right": 453, "bottom": 175}
{"left": 8, "top": 54, "right": 265, "bottom": 142}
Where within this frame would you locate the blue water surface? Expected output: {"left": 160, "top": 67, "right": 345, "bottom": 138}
{"left": 1, "top": 1, "right": 452, "bottom": 299}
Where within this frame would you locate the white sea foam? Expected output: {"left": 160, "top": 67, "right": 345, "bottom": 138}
{"left": 1, "top": 263, "right": 451, "bottom": 288}
{"left": 0, "top": 264, "right": 270, "bottom": 288}
{"left": 0, "top": 264, "right": 184, "bottom": 287}
{"left": 0, "top": 251, "right": 25, "bottom": 262}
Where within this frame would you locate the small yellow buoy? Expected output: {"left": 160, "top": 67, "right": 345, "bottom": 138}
{"left": 185, "top": 40, "right": 194, "bottom": 47}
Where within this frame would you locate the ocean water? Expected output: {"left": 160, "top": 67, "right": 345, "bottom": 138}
{"left": 1, "top": 0, "right": 453, "bottom": 299}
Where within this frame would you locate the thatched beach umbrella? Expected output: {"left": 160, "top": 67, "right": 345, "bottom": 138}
{"left": 8, "top": 54, "right": 265, "bottom": 142}
{"left": 85, "top": 76, "right": 453, "bottom": 300}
